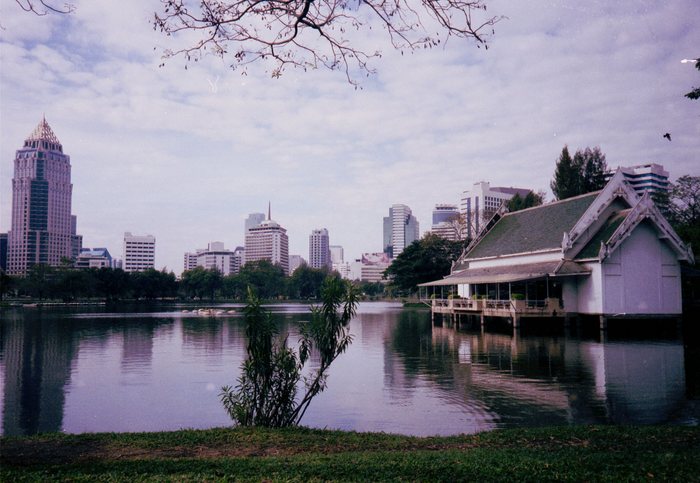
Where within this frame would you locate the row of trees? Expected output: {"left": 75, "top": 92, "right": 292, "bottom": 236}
{"left": 0, "top": 259, "right": 386, "bottom": 302}
{"left": 1, "top": 265, "right": 178, "bottom": 302}
{"left": 180, "top": 261, "right": 333, "bottom": 301}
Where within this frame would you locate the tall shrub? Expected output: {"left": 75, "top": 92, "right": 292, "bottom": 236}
{"left": 221, "top": 277, "right": 358, "bottom": 427}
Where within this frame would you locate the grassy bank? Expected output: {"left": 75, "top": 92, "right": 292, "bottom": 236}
{"left": 2, "top": 425, "right": 699, "bottom": 481}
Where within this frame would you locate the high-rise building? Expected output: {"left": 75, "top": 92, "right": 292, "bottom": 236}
{"left": 244, "top": 206, "right": 289, "bottom": 275}
{"left": 244, "top": 212, "right": 266, "bottom": 238}
{"left": 329, "top": 245, "right": 347, "bottom": 278}
{"left": 460, "top": 182, "right": 531, "bottom": 240}
{"left": 383, "top": 204, "right": 419, "bottom": 258}
{"left": 7, "top": 118, "right": 80, "bottom": 275}
{"left": 309, "top": 228, "right": 331, "bottom": 270}
{"left": 70, "top": 215, "right": 82, "bottom": 261}
{"left": 431, "top": 204, "right": 460, "bottom": 241}
{"left": 614, "top": 163, "right": 670, "bottom": 198}
{"left": 330, "top": 245, "right": 344, "bottom": 264}
{"left": 232, "top": 246, "right": 245, "bottom": 274}
{"left": 183, "top": 251, "right": 201, "bottom": 272}
{"left": 122, "top": 232, "right": 156, "bottom": 272}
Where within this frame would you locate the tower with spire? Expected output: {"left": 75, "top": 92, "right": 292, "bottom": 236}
{"left": 244, "top": 204, "right": 289, "bottom": 275}
{"left": 7, "top": 117, "right": 79, "bottom": 275}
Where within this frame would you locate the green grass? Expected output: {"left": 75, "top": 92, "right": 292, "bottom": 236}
{"left": 2, "top": 425, "right": 699, "bottom": 481}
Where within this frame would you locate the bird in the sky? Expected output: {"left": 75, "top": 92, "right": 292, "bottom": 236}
{"left": 663, "top": 133, "right": 672, "bottom": 141}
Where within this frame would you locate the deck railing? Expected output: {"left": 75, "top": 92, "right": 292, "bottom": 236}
{"left": 430, "top": 298, "right": 560, "bottom": 315}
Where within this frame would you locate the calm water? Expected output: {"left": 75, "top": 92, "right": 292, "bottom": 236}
{"left": 1, "top": 302, "right": 698, "bottom": 436}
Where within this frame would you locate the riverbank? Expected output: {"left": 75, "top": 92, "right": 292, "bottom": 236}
{"left": 2, "top": 425, "right": 698, "bottom": 481}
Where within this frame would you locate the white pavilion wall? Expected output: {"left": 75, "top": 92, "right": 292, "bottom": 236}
{"left": 601, "top": 222, "right": 682, "bottom": 315}
{"left": 576, "top": 264, "right": 603, "bottom": 314}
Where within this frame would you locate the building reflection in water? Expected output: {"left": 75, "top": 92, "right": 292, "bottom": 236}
{"left": 422, "top": 319, "right": 687, "bottom": 427}
{"left": 0, "top": 305, "right": 695, "bottom": 436}
{"left": 1, "top": 310, "right": 76, "bottom": 435}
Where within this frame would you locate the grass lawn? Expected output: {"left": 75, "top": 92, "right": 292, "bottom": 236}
{"left": 2, "top": 425, "right": 699, "bottom": 481}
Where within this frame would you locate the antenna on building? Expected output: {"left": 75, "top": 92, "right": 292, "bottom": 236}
{"left": 267, "top": 201, "right": 271, "bottom": 220}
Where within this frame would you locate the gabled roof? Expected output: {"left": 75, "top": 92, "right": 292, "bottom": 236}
{"left": 575, "top": 210, "right": 629, "bottom": 259}
{"left": 576, "top": 193, "right": 694, "bottom": 264}
{"left": 461, "top": 191, "right": 598, "bottom": 261}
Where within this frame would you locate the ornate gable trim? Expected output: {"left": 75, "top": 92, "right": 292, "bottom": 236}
{"left": 562, "top": 170, "right": 639, "bottom": 253}
{"left": 598, "top": 192, "right": 694, "bottom": 263}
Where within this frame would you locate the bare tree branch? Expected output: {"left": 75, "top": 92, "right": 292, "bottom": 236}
{"left": 153, "top": 0, "right": 502, "bottom": 85}
{"left": 15, "top": 0, "right": 75, "bottom": 16}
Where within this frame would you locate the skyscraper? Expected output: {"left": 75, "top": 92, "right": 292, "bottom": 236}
{"left": 309, "top": 228, "right": 331, "bottom": 270}
{"left": 123, "top": 232, "right": 156, "bottom": 272}
{"left": 244, "top": 212, "right": 266, "bottom": 238}
{"left": 460, "top": 182, "right": 531, "bottom": 240}
{"left": 383, "top": 204, "right": 419, "bottom": 258}
{"left": 614, "top": 163, "right": 670, "bottom": 198}
{"left": 431, "top": 204, "right": 460, "bottom": 241}
{"left": 244, "top": 206, "right": 289, "bottom": 275}
{"left": 7, "top": 118, "right": 77, "bottom": 275}
{"left": 330, "top": 245, "right": 344, "bottom": 264}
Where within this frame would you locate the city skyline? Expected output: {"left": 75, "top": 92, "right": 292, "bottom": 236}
{"left": 1, "top": 1, "right": 698, "bottom": 274}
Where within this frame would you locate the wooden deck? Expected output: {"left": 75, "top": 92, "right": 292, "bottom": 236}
{"left": 430, "top": 297, "right": 564, "bottom": 324}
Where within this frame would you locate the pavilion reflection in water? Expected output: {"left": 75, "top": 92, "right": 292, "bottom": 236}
{"left": 430, "top": 326, "right": 686, "bottom": 425}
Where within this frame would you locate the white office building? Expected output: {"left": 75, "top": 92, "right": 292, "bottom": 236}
{"left": 309, "top": 228, "right": 331, "bottom": 270}
{"left": 123, "top": 232, "right": 156, "bottom": 272}
{"left": 349, "top": 253, "right": 391, "bottom": 283}
{"left": 460, "top": 182, "right": 531, "bottom": 240}
{"left": 244, "top": 212, "right": 266, "bottom": 239}
{"left": 330, "top": 245, "right": 344, "bottom": 264}
{"left": 183, "top": 251, "right": 202, "bottom": 272}
{"left": 383, "top": 204, "right": 419, "bottom": 258}
{"left": 244, "top": 207, "right": 289, "bottom": 275}
{"left": 431, "top": 203, "right": 460, "bottom": 241}
{"left": 614, "top": 163, "right": 670, "bottom": 198}
{"left": 75, "top": 248, "right": 113, "bottom": 269}
{"left": 184, "top": 243, "right": 244, "bottom": 275}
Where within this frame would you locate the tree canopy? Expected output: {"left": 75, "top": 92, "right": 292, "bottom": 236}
{"left": 550, "top": 146, "right": 608, "bottom": 200}
{"left": 153, "top": 0, "right": 501, "bottom": 84}
{"left": 507, "top": 191, "right": 544, "bottom": 212}
{"left": 384, "top": 233, "right": 463, "bottom": 294}
{"left": 667, "top": 175, "right": 700, "bottom": 260}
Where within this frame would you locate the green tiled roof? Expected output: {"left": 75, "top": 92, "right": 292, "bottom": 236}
{"left": 464, "top": 192, "right": 599, "bottom": 260}
{"left": 575, "top": 210, "right": 629, "bottom": 259}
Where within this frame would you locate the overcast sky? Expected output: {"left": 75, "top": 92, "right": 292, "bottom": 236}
{"left": 1, "top": 0, "right": 698, "bottom": 275}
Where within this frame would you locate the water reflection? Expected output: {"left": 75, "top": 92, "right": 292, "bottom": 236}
{"left": 1, "top": 311, "right": 76, "bottom": 435}
{"left": 0, "top": 304, "right": 697, "bottom": 436}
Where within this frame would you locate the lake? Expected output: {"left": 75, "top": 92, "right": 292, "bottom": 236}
{"left": 1, "top": 302, "right": 698, "bottom": 436}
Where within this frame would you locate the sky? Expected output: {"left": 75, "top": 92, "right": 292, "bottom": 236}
{"left": 1, "top": 0, "right": 698, "bottom": 275}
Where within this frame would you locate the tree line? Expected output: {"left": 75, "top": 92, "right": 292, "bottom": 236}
{"left": 0, "top": 259, "right": 385, "bottom": 303}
